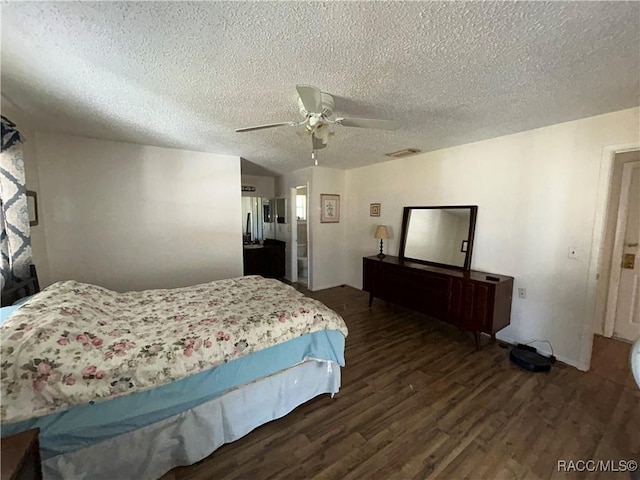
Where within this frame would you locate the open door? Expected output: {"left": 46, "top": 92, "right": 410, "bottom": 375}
{"left": 289, "top": 187, "right": 298, "bottom": 283}
{"left": 605, "top": 161, "right": 640, "bottom": 341}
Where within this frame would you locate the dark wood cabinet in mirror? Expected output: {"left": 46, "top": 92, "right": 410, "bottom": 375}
{"left": 398, "top": 205, "right": 478, "bottom": 271}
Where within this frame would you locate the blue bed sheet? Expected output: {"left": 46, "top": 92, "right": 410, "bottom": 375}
{"left": 1, "top": 329, "right": 345, "bottom": 458}
{"left": 0, "top": 295, "right": 35, "bottom": 325}
{"left": 0, "top": 305, "right": 20, "bottom": 325}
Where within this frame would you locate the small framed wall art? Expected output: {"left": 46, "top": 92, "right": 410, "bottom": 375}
{"left": 320, "top": 194, "right": 340, "bottom": 223}
{"left": 370, "top": 203, "right": 381, "bottom": 217}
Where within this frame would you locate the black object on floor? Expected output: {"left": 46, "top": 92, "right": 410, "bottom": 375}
{"left": 510, "top": 344, "right": 553, "bottom": 372}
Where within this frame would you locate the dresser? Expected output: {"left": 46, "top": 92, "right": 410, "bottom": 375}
{"left": 243, "top": 239, "right": 286, "bottom": 278}
{"left": 363, "top": 255, "right": 514, "bottom": 349}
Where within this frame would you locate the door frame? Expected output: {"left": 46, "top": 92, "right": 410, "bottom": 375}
{"left": 294, "top": 184, "right": 310, "bottom": 288}
{"left": 603, "top": 161, "right": 639, "bottom": 338}
{"left": 304, "top": 182, "right": 312, "bottom": 290}
{"left": 289, "top": 187, "right": 298, "bottom": 284}
{"left": 580, "top": 142, "right": 640, "bottom": 371}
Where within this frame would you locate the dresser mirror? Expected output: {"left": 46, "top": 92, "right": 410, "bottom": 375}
{"left": 398, "top": 205, "right": 478, "bottom": 270}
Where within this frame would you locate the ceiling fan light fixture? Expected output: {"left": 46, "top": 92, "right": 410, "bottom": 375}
{"left": 385, "top": 148, "right": 421, "bottom": 158}
{"left": 235, "top": 84, "right": 399, "bottom": 155}
{"left": 315, "top": 124, "right": 330, "bottom": 142}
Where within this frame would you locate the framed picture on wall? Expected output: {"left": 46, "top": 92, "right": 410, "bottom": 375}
{"left": 320, "top": 194, "right": 340, "bottom": 223}
{"left": 370, "top": 203, "right": 381, "bottom": 217}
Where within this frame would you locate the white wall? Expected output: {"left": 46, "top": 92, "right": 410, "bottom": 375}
{"left": 241, "top": 174, "right": 275, "bottom": 198}
{"left": 309, "top": 167, "right": 347, "bottom": 290}
{"left": 277, "top": 166, "right": 347, "bottom": 290}
{"left": 345, "top": 107, "right": 640, "bottom": 368}
{"left": 0, "top": 100, "right": 50, "bottom": 285}
{"left": 35, "top": 133, "right": 243, "bottom": 291}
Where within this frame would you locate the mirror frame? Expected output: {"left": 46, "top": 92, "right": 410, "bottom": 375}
{"left": 398, "top": 205, "right": 478, "bottom": 271}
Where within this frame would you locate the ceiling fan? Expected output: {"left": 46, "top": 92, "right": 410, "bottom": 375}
{"left": 235, "top": 85, "right": 399, "bottom": 164}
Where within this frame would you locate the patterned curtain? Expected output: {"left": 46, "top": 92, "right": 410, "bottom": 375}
{"left": 0, "top": 115, "right": 32, "bottom": 290}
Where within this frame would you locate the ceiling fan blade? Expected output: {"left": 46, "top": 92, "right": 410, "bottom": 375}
{"left": 296, "top": 84, "right": 322, "bottom": 113}
{"left": 235, "top": 122, "right": 293, "bottom": 133}
{"left": 335, "top": 117, "right": 400, "bottom": 130}
{"left": 312, "top": 133, "right": 327, "bottom": 150}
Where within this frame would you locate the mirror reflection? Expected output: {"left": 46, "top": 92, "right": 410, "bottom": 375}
{"left": 242, "top": 197, "right": 285, "bottom": 244}
{"left": 401, "top": 206, "right": 477, "bottom": 269}
{"left": 275, "top": 198, "right": 286, "bottom": 224}
{"left": 241, "top": 197, "right": 262, "bottom": 244}
{"left": 263, "top": 199, "right": 272, "bottom": 224}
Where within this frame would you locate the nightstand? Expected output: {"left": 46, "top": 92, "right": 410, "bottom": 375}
{"left": 1, "top": 428, "right": 43, "bottom": 480}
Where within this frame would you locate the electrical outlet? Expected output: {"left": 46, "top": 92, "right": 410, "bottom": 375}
{"left": 518, "top": 288, "right": 526, "bottom": 299}
{"left": 568, "top": 246, "right": 579, "bottom": 259}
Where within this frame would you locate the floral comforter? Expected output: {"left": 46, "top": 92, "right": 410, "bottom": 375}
{"left": 1, "top": 276, "right": 348, "bottom": 424}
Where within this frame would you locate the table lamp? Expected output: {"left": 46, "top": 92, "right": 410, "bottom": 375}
{"left": 374, "top": 225, "right": 389, "bottom": 259}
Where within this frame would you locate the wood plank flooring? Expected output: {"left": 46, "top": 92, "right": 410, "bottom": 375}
{"left": 590, "top": 334, "right": 636, "bottom": 389}
{"left": 165, "top": 285, "right": 639, "bottom": 480}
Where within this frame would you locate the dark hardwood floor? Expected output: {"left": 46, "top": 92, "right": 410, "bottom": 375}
{"left": 165, "top": 285, "right": 639, "bottom": 480}
{"left": 590, "top": 334, "right": 637, "bottom": 390}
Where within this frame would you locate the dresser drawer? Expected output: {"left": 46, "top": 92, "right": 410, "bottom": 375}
{"left": 364, "top": 258, "right": 451, "bottom": 318}
{"left": 363, "top": 255, "right": 514, "bottom": 350}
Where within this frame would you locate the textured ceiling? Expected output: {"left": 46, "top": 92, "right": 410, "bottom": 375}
{"left": 1, "top": 2, "right": 639, "bottom": 175}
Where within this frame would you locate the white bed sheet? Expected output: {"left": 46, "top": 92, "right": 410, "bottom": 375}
{"left": 42, "top": 359, "right": 341, "bottom": 480}
{"left": 631, "top": 339, "right": 639, "bottom": 388}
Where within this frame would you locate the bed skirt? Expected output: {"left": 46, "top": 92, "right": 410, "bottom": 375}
{"left": 42, "top": 359, "right": 341, "bottom": 480}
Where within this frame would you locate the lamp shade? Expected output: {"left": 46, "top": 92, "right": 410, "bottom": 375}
{"left": 374, "top": 225, "right": 389, "bottom": 240}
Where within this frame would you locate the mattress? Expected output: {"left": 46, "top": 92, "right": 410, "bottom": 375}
{"left": 1, "top": 276, "right": 348, "bottom": 478}
{"left": 1, "top": 276, "right": 348, "bottom": 423}
{"left": 2, "top": 329, "right": 345, "bottom": 458}
{"left": 43, "top": 358, "right": 341, "bottom": 480}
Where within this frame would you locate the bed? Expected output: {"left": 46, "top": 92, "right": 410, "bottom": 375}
{"left": 0, "top": 273, "right": 348, "bottom": 479}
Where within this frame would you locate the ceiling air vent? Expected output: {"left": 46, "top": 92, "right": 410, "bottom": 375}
{"left": 385, "top": 148, "right": 421, "bottom": 158}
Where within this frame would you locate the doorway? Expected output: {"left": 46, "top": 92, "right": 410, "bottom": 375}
{"left": 603, "top": 157, "right": 640, "bottom": 342}
{"left": 295, "top": 185, "right": 309, "bottom": 286}
{"left": 587, "top": 148, "right": 639, "bottom": 379}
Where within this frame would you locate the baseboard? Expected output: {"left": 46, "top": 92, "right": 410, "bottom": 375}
{"left": 310, "top": 282, "right": 344, "bottom": 292}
